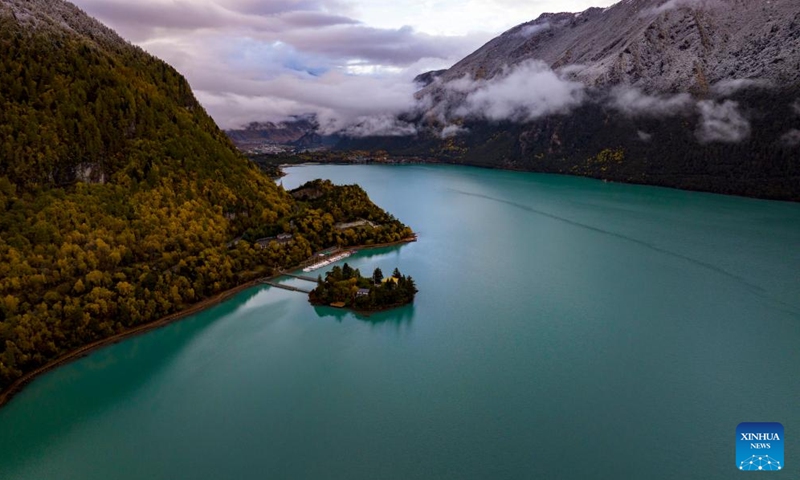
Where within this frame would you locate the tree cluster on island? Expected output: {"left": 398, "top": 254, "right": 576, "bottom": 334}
{"left": 309, "top": 264, "right": 417, "bottom": 311}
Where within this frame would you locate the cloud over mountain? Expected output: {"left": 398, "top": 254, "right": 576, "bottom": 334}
{"left": 696, "top": 100, "right": 751, "bottom": 143}
{"left": 609, "top": 87, "right": 694, "bottom": 117}
{"left": 452, "top": 61, "right": 585, "bottom": 122}
{"left": 71, "top": 0, "right": 493, "bottom": 130}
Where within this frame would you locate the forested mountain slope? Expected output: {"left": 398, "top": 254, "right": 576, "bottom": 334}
{"left": 0, "top": 0, "right": 411, "bottom": 393}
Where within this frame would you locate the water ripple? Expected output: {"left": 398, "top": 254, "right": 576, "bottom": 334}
{"left": 449, "top": 188, "right": 800, "bottom": 317}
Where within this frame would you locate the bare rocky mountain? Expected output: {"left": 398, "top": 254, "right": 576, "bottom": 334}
{"left": 422, "top": 0, "right": 800, "bottom": 96}
{"left": 340, "top": 0, "right": 800, "bottom": 201}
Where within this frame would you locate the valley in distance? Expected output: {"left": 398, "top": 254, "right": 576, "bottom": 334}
{"left": 230, "top": 0, "right": 800, "bottom": 202}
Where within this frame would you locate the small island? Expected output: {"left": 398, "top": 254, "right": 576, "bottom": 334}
{"left": 310, "top": 264, "right": 417, "bottom": 312}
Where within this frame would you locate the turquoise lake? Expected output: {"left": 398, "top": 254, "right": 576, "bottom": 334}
{"left": 1, "top": 165, "right": 799, "bottom": 479}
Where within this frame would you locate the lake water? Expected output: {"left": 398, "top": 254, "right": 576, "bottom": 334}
{"left": 1, "top": 165, "right": 799, "bottom": 479}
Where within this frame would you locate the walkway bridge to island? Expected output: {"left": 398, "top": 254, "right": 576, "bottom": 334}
{"left": 282, "top": 273, "right": 319, "bottom": 283}
{"left": 258, "top": 273, "right": 318, "bottom": 295}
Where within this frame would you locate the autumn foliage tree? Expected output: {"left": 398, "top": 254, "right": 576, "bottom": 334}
{"left": 0, "top": 6, "right": 412, "bottom": 392}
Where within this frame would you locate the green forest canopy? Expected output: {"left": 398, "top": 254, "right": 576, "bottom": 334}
{"left": 0, "top": 9, "right": 411, "bottom": 391}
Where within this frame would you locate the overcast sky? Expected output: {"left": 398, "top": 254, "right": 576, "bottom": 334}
{"left": 71, "top": 0, "right": 617, "bottom": 129}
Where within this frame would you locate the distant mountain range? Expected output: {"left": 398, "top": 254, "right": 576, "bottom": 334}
{"left": 238, "top": 0, "right": 800, "bottom": 200}
{"left": 226, "top": 117, "right": 315, "bottom": 148}
{"left": 225, "top": 116, "right": 342, "bottom": 153}
{"left": 356, "top": 0, "right": 800, "bottom": 200}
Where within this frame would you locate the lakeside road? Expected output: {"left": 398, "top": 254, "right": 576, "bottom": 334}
{"left": 0, "top": 236, "right": 417, "bottom": 410}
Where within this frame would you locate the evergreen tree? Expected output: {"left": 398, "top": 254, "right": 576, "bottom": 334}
{"left": 342, "top": 263, "right": 353, "bottom": 279}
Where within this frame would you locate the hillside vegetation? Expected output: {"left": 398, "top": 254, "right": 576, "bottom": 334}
{"left": 0, "top": 1, "right": 410, "bottom": 391}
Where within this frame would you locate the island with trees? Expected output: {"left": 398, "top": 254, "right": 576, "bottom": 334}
{"left": 309, "top": 264, "right": 417, "bottom": 312}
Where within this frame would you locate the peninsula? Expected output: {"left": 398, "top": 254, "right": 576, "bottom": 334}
{"left": 0, "top": 2, "right": 415, "bottom": 402}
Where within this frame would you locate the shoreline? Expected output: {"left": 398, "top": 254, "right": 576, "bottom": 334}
{"left": 0, "top": 236, "right": 417, "bottom": 410}
{"left": 312, "top": 300, "right": 414, "bottom": 316}
{"left": 277, "top": 160, "right": 800, "bottom": 205}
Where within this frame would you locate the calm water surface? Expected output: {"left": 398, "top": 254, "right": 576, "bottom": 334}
{"left": 1, "top": 165, "right": 799, "bottom": 479}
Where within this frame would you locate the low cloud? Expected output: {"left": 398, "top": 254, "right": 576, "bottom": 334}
{"left": 516, "top": 22, "right": 550, "bottom": 38}
{"left": 696, "top": 100, "right": 751, "bottom": 143}
{"left": 452, "top": 60, "right": 585, "bottom": 122}
{"left": 338, "top": 115, "right": 417, "bottom": 137}
{"left": 441, "top": 124, "right": 469, "bottom": 138}
{"left": 609, "top": 87, "right": 693, "bottom": 117}
{"left": 194, "top": 69, "right": 420, "bottom": 132}
{"left": 781, "top": 130, "right": 800, "bottom": 147}
{"left": 645, "top": 0, "right": 718, "bottom": 16}
{"left": 637, "top": 130, "right": 653, "bottom": 142}
{"left": 792, "top": 100, "right": 800, "bottom": 116}
{"left": 711, "top": 79, "right": 772, "bottom": 97}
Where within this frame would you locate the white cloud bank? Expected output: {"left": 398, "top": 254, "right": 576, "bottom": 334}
{"left": 441, "top": 124, "right": 469, "bottom": 138}
{"left": 711, "top": 79, "right": 773, "bottom": 97}
{"left": 414, "top": 62, "right": 758, "bottom": 144}
{"left": 195, "top": 69, "right": 421, "bottom": 136}
{"left": 696, "top": 100, "right": 751, "bottom": 143}
{"left": 644, "top": 0, "right": 719, "bottom": 16}
{"left": 451, "top": 61, "right": 585, "bottom": 122}
{"left": 609, "top": 87, "right": 693, "bottom": 117}
{"left": 338, "top": 115, "right": 418, "bottom": 137}
{"left": 517, "top": 22, "right": 551, "bottom": 38}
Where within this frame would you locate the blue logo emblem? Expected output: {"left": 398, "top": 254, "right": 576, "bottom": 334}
{"left": 737, "top": 423, "right": 784, "bottom": 471}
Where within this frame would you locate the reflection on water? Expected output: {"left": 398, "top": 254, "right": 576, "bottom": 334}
{"left": 0, "top": 286, "right": 265, "bottom": 472}
{"left": 313, "top": 304, "right": 416, "bottom": 328}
